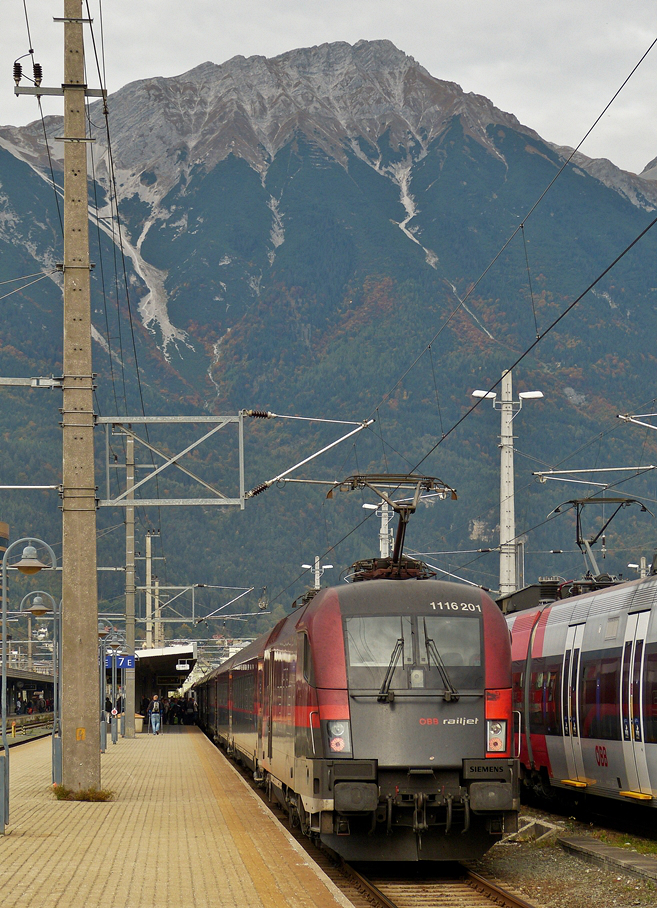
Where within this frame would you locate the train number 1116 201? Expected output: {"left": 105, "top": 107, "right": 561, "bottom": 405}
{"left": 430, "top": 601, "right": 481, "bottom": 612}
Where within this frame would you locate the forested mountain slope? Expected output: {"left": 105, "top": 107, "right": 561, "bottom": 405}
{"left": 1, "top": 40, "right": 656, "bottom": 632}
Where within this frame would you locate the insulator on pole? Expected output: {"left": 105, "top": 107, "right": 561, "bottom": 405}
{"left": 13, "top": 62, "right": 22, "bottom": 85}
{"left": 247, "top": 483, "right": 269, "bottom": 498}
{"left": 33, "top": 63, "right": 43, "bottom": 87}
{"left": 244, "top": 409, "right": 273, "bottom": 419}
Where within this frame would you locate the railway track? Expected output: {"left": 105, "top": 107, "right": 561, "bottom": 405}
{"left": 338, "top": 863, "right": 540, "bottom": 908}
{"left": 222, "top": 747, "right": 539, "bottom": 908}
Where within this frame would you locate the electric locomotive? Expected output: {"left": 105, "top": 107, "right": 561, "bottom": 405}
{"left": 196, "top": 573, "right": 519, "bottom": 861}
{"left": 508, "top": 573, "right": 657, "bottom": 805}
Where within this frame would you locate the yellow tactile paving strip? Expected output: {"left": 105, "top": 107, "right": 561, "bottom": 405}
{"left": 0, "top": 727, "right": 352, "bottom": 908}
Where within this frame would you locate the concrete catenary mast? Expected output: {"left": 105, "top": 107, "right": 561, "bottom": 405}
{"left": 59, "top": 0, "right": 101, "bottom": 790}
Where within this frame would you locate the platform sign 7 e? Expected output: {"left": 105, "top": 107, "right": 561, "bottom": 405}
{"left": 105, "top": 655, "right": 135, "bottom": 669}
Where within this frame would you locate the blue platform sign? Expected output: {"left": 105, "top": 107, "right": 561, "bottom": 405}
{"left": 105, "top": 654, "right": 135, "bottom": 669}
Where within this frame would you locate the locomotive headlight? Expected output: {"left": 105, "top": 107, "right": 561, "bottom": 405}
{"left": 486, "top": 719, "right": 507, "bottom": 753}
{"left": 327, "top": 720, "right": 352, "bottom": 756}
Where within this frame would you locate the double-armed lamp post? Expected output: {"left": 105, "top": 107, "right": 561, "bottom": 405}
{"left": 302, "top": 556, "right": 334, "bottom": 590}
{"left": 473, "top": 370, "right": 543, "bottom": 595}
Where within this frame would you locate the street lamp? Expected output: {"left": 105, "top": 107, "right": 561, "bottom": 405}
{"left": 98, "top": 624, "right": 110, "bottom": 753}
{"left": 472, "top": 371, "right": 543, "bottom": 596}
{"left": 19, "top": 593, "right": 37, "bottom": 673}
{"left": 1, "top": 537, "right": 57, "bottom": 834}
{"left": 104, "top": 630, "right": 126, "bottom": 746}
{"left": 20, "top": 592, "right": 62, "bottom": 785}
{"left": 302, "top": 556, "right": 334, "bottom": 590}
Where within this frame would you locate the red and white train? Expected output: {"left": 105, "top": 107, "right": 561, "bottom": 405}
{"left": 508, "top": 574, "right": 657, "bottom": 805}
{"left": 195, "top": 576, "right": 519, "bottom": 861}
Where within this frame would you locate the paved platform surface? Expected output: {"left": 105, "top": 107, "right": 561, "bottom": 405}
{"left": 0, "top": 727, "right": 353, "bottom": 908}
{"left": 559, "top": 835, "right": 657, "bottom": 883}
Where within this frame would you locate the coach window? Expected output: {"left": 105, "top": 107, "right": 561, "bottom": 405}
{"left": 580, "top": 651, "right": 621, "bottom": 741}
{"left": 300, "top": 633, "right": 315, "bottom": 686}
{"left": 512, "top": 669, "right": 523, "bottom": 711}
{"left": 543, "top": 666, "right": 561, "bottom": 735}
{"left": 528, "top": 664, "right": 545, "bottom": 733}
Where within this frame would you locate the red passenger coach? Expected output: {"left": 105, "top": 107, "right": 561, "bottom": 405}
{"left": 196, "top": 577, "right": 519, "bottom": 862}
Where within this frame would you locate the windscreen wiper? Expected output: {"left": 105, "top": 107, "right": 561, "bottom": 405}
{"left": 377, "top": 637, "right": 404, "bottom": 702}
{"left": 423, "top": 618, "right": 459, "bottom": 701}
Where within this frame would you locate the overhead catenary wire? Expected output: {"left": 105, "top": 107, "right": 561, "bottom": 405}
{"left": 412, "top": 210, "right": 657, "bottom": 472}
{"left": 82, "top": 5, "right": 171, "bottom": 561}
{"left": 18, "top": 8, "right": 657, "bottom": 608}
{"left": 255, "top": 36, "right": 657, "bottom": 593}
{"left": 0, "top": 272, "right": 58, "bottom": 302}
{"left": 367, "top": 35, "right": 657, "bottom": 428}
{"left": 396, "top": 389, "right": 657, "bottom": 584}
{"left": 431, "top": 462, "right": 657, "bottom": 584}
{"left": 12, "top": 6, "right": 172, "bottom": 586}
{"left": 298, "top": 41, "right": 657, "bottom": 572}
{"left": 0, "top": 271, "right": 56, "bottom": 285}
{"left": 521, "top": 224, "right": 539, "bottom": 339}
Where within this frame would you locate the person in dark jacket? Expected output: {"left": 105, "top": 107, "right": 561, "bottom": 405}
{"left": 148, "top": 694, "right": 162, "bottom": 734}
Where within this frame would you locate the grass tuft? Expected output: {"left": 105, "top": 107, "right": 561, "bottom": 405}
{"left": 53, "top": 784, "right": 114, "bottom": 802}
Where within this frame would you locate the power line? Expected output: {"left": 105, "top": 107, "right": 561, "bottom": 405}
{"left": 366, "top": 35, "right": 657, "bottom": 434}
{"left": 413, "top": 210, "right": 657, "bottom": 471}
{"left": 0, "top": 272, "right": 57, "bottom": 302}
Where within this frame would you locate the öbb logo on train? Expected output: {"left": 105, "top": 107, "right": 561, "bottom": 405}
{"left": 419, "top": 717, "right": 479, "bottom": 725}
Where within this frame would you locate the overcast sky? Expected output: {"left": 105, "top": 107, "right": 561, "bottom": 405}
{"left": 1, "top": 1, "right": 656, "bottom": 174}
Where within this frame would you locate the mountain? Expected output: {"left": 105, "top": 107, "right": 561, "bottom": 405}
{"left": 1, "top": 39, "right": 657, "bottom": 631}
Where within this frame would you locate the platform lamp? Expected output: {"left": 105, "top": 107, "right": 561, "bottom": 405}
{"left": 23, "top": 593, "right": 62, "bottom": 785}
{"left": 1, "top": 538, "right": 57, "bottom": 834}
{"left": 105, "top": 631, "right": 126, "bottom": 746}
{"left": 98, "top": 623, "right": 110, "bottom": 754}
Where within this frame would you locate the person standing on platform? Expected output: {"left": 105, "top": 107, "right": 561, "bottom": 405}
{"left": 148, "top": 694, "right": 162, "bottom": 735}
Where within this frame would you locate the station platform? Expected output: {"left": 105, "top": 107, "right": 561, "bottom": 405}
{"left": 0, "top": 727, "right": 353, "bottom": 908}
{"left": 559, "top": 834, "right": 657, "bottom": 883}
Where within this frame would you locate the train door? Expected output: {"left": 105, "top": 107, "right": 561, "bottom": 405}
{"left": 228, "top": 671, "right": 233, "bottom": 742}
{"left": 266, "top": 650, "right": 275, "bottom": 762}
{"left": 620, "top": 611, "right": 651, "bottom": 796}
{"left": 562, "top": 624, "right": 586, "bottom": 783}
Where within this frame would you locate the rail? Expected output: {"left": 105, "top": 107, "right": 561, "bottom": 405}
{"left": 2, "top": 713, "right": 54, "bottom": 747}
{"left": 341, "top": 862, "right": 542, "bottom": 908}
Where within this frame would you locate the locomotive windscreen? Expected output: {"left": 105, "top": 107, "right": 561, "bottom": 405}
{"left": 344, "top": 613, "right": 484, "bottom": 692}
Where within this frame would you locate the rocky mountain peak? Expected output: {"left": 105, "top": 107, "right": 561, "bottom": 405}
{"left": 1, "top": 39, "right": 537, "bottom": 207}
{"left": 640, "top": 155, "right": 657, "bottom": 181}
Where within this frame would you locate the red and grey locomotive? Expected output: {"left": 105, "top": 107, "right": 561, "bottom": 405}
{"left": 195, "top": 574, "right": 519, "bottom": 861}
{"left": 508, "top": 574, "right": 657, "bottom": 805}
